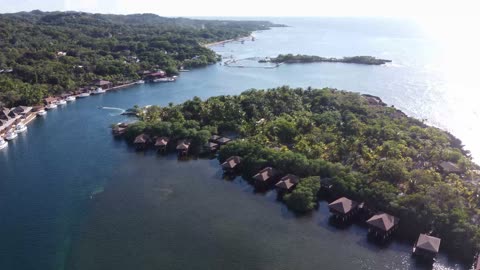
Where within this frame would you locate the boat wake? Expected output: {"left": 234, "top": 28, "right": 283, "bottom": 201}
{"left": 99, "top": 106, "right": 126, "bottom": 115}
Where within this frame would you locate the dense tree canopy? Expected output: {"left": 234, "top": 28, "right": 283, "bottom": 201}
{"left": 0, "top": 11, "right": 281, "bottom": 106}
{"left": 123, "top": 86, "right": 480, "bottom": 259}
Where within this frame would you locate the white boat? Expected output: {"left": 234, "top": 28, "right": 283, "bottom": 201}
{"left": 66, "top": 96, "right": 76, "bottom": 102}
{"left": 135, "top": 80, "right": 145, "bottom": 84}
{"left": 153, "top": 77, "right": 176, "bottom": 83}
{"left": 45, "top": 103, "right": 58, "bottom": 110}
{"left": 56, "top": 99, "right": 67, "bottom": 105}
{"left": 15, "top": 123, "right": 27, "bottom": 133}
{"left": 0, "top": 138, "right": 7, "bottom": 150}
{"left": 37, "top": 109, "right": 47, "bottom": 116}
{"left": 5, "top": 130, "right": 17, "bottom": 140}
{"left": 77, "top": 92, "right": 91, "bottom": 98}
{"left": 91, "top": 88, "right": 106, "bottom": 95}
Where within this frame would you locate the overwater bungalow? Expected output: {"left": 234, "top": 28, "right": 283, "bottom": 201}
{"left": 275, "top": 174, "right": 300, "bottom": 193}
{"left": 112, "top": 126, "right": 126, "bottom": 137}
{"left": 204, "top": 141, "right": 219, "bottom": 152}
{"left": 210, "top": 135, "right": 221, "bottom": 142}
{"left": 413, "top": 234, "right": 441, "bottom": 260}
{"left": 438, "top": 161, "right": 463, "bottom": 174}
{"left": 366, "top": 213, "right": 399, "bottom": 240}
{"left": 216, "top": 137, "right": 231, "bottom": 145}
{"left": 253, "top": 167, "right": 277, "bottom": 187}
{"left": 221, "top": 156, "right": 242, "bottom": 172}
{"left": 176, "top": 140, "right": 191, "bottom": 156}
{"left": 133, "top": 134, "right": 150, "bottom": 150}
{"left": 328, "top": 197, "right": 359, "bottom": 221}
{"left": 155, "top": 136, "right": 169, "bottom": 152}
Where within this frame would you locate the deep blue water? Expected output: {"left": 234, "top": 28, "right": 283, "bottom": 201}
{"left": 0, "top": 17, "right": 476, "bottom": 270}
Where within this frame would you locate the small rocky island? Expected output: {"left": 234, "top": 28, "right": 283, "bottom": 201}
{"left": 260, "top": 54, "right": 392, "bottom": 65}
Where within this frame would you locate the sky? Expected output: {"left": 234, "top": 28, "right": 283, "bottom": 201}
{"left": 0, "top": 0, "right": 479, "bottom": 18}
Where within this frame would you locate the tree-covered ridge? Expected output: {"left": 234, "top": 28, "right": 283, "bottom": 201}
{"left": 0, "top": 11, "right": 281, "bottom": 106}
{"left": 263, "top": 54, "right": 392, "bottom": 65}
{"left": 124, "top": 86, "right": 480, "bottom": 259}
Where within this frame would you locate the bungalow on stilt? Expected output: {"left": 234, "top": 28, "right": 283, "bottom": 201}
{"left": 176, "top": 140, "right": 190, "bottom": 156}
{"left": 253, "top": 167, "right": 277, "bottom": 188}
{"left": 155, "top": 136, "right": 169, "bottom": 152}
{"left": 413, "top": 234, "right": 441, "bottom": 261}
{"left": 366, "top": 213, "right": 399, "bottom": 240}
{"left": 221, "top": 156, "right": 241, "bottom": 173}
{"left": 328, "top": 197, "right": 359, "bottom": 221}
{"left": 134, "top": 134, "right": 150, "bottom": 150}
{"left": 275, "top": 174, "right": 300, "bottom": 193}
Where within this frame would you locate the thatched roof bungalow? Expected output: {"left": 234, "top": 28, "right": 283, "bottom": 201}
{"left": 176, "top": 140, "right": 191, "bottom": 155}
{"left": 413, "top": 234, "right": 441, "bottom": 260}
{"left": 221, "top": 156, "right": 241, "bottom": 172}
{"left": 155, "top": 137, "right": 169, "bottom": 147}
{"left": 253, "top": 167, "right": 277, "bottom": 186}
{"left": 210, "top": 135, "right": 221, "bottom": 142}
{"left": 366, "top": 213, "right": 399, "bottom": 239}
{"left": 275, "top": 174, "right": 300, "bottom": 192}
{"left": 216, "top": 137, "right": 232, "bottom": 145}
{"left": 134, "top": 134, "right": 150, "bottom": 150}
{"left": 112, "top": 126, "right": 127, "bottom": 137}
{"left": 328, "top": 197, "right": 359, "bottom": 221}
{"left": 204, "top": 141, "right": 218, "bottom": 152}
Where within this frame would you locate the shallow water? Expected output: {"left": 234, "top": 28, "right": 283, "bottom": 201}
{"left": 0, "top": 17, "right": 477, "bottom": 270}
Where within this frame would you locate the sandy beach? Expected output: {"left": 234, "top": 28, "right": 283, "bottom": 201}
{"left": 202, "top": 35, "right": 253, "bottom": 47}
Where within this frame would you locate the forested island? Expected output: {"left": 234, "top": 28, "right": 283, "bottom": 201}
{"left": 260, "top": 54, "right": 392, "bottom": 65}
{"left": 120, "top": 87, "right": 480, "bottom": 260}
{"left": 0, "top": 11, "right": 282, "bottom": 107}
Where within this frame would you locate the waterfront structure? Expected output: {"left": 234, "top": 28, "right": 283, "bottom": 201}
{"left": 366, "top": 213, "right": 399, "bottom": 239}
{"left": 155, "top": 137, "right": 169, "bottom": 152}
{"left": 92, "top": 79, "right": 113, "bottom": 90}
{"left": 44, "top": 97, "right": 58, "bottom": 105}
{"left": 134, "top": 134, "right": 150, "bottom": 150}
{"left": 328, "top": 197, "right": 359, "bottom": 221}
{"left": 210, "top": 135, "right": 221, "bottom": 142}
{"left": 253, "top": 167, "right": 277, "bottom": 187}
{"left": 275, "top": 174, "right": 300, "bottom": 192}
{"left": 221, "top": 156, "right": 241, "bottom": 172}
{"left": 413, "top": 234, "right": 441, "bottom": 260}
{"left": 204, "top": 141, "right": 218, "bottom": 152}
{"left": 216, "top": 137, "right": 231, "bottom": 145}
{"left": 176, "top": 140, "right": 190, "bottom": 155}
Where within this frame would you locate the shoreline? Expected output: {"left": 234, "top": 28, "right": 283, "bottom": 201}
{"left": 202, "top": 35, "right": 253, "bottom": 48}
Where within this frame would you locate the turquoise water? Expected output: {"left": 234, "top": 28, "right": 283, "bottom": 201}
{"left": 0, "top": 17, "right": 476, "bottom": 270}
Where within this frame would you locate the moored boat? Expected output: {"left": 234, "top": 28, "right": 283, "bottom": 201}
{"left": 37, "top": 109, "right": 47, "bottom": 116}
{"left": 5, "top": 129, "right": 17, "bottom": 140}
{"left": 153, "top": 77, "right": 176, "bottom": 83}
{"left": 56, "top": 99, "right": 67, "bottom": 105}
{"left": 77, "top": 92, "right": 91, "bottom": 98}
{"left": 0, "top": 137, "right": 7, "bottom": 150}
{"left": 15, "top": 123, "right": 27, "bottom": 133}
{"left": 91, "top": 88, "right": 106, "bottom": 95}
{"left": 135, "top": 80, "right": 145, "bottom": 84}
{"left": 45, "top": 103, "right": 58, "bottom": 110}
{"left": 66, "top": 96, "right": 76, "bottom": 102}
